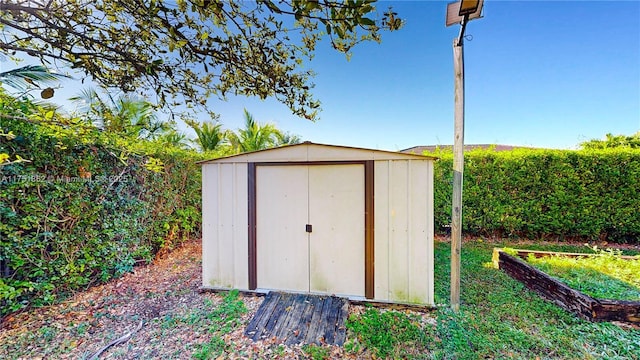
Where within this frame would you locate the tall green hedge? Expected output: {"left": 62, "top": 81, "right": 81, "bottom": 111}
{"left": 433, "top": 148, "right": 640, "bottom": 243}
{"left": 0, "top": 97, "right": 204, "bottom": 315}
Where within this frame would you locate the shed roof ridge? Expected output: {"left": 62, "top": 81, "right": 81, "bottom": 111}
{"left": 197, "top": 142, "right": 438, "bottom": 164}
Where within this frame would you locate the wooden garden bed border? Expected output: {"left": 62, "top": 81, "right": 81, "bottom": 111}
{"left": 492, "top": 248, "right": 640, "bottom": 323}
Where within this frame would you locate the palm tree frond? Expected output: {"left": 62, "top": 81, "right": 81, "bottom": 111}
{"left": 186, "top": 118, "right": 226, "bottom": 151}
{"left": 0, "top": 65, "right": 69, "bottom": 91}
{"left": 229, "top": 109, "right": 298, "bottom": 153}
{"left": 70, "top": 87, "right": 169, "bottom": 139}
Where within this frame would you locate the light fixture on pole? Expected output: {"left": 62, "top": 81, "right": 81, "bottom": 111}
{"left": 459, "top": 0, "right": 482, "bottom": 16}
{"left": 446, "top": 0, "right": 483, "bottom": 27}
{"left": 445, "top": 0, "right": 483, "bottom": 312}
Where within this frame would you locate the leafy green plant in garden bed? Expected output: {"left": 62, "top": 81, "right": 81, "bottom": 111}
{"left": 525, "top": 248, "right": 640, "bottom": 300}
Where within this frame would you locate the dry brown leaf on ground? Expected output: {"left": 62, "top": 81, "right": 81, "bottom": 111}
{"left": 0, "top": 239, "right": 367, "bottom": 359}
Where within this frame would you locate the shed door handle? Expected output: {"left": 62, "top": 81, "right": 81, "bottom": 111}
{"left": 305, "top": 224, "right": 312, "bottom": 233}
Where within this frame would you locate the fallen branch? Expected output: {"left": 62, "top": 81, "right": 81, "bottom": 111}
{"left": 88, "top": 320, "right": 143, "bottom": 360}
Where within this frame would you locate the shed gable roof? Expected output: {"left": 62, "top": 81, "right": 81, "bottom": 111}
{"left": 198, "top": 142, "right": 437, "bottom": 164}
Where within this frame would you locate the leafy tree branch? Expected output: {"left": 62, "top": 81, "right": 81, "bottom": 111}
{"left": 0, "top": 0, "right": 403, "bottom": 121}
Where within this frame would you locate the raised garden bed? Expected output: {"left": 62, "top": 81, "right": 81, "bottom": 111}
{"left": 492, "top": 248, "right": 640, "bottom": 323}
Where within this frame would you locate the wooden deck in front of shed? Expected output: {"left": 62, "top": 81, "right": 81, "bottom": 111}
{"left": 244, "top": 291, "right": 349, "bottom": 346}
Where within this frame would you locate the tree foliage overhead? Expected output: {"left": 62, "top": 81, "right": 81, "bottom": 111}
{"left": 0, "top": 0, "right": 403, "bottom": 121}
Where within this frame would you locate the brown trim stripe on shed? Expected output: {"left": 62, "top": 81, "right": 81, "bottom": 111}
{"left": 248, "top": 162, "right": 257, "bottom": 290}
{"left": 364, "top": 160, "right": 374, "bottom": 299}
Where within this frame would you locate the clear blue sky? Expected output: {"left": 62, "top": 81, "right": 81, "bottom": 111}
{"left": 4, "top": 1, "right": 639, "bottom": 151}
{"left": 207, "top": 0, "right": 640, "bottom": 151}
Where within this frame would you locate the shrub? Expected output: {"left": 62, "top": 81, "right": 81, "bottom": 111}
{"left": 432, "top": 148, "right": 640, "bottom": 243}
{"left": 0, "top": 93, "right": 204, "bottom": 315}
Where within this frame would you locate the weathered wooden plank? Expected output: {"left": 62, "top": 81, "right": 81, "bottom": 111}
{"left": 268, "top": 293, "right": 297, "bottom": 339}
{"left": 498, "top": 252, "right": 597, "bottom": 320}
{"left": 244, "top": 292, "right": 276, "bottom": 338}
{"left": 323, "top": 297, "right": 339, "bottom": 344}
{"left": 261, "top": 292, "right": 296, "bottom": 340}
{"left": 245, "top": 292, "right": 354, "bottom": 345}
{"left": 506, "top": 248, "right": 638, "bottom": 261}
{"left": 304, "top": 295, "right": 331, "bottom": 345}
{"left": 248, "top": 292, "right": 282, "bottom": 341}
{"left": 273, "top": 293, "right": 307, "bottom": 340}
{"left": 245, "top": 291, "right": 282, "bottom": 340}
{"left": 595, "top": 299, "right": 640, "bottom": 322}
{"left": 284, "top": 294, "right": 315, "bottom": 342}
{"left": 496, "top": 250, "right": 640, "bottom": 323}
{"left": 285, "top": 294, "right": 320, "bottom": 346}
{"left": 334, "top": 298, "right": 350, "bottom": 346}
{"left": 323, "top": 296, "right": 348, "bottom": 345}
{"left": 244, "top": 293, "right": 272, "bottom": 333}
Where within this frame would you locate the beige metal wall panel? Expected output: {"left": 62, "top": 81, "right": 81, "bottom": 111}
{"left": 304, "top": 145, "right": 401, "bottom": 162}
{"left": 373, "top": 159, "right": 434, "bottom": 305}
{"left": 256, "top": 166, "right": 310, "bottom": 292}
{"left": 425, "top": 161, "right": 435, "bottom": 304}
{"left": 201, "top": 164, "right": 220, "bottom": 288}
{"left": 373, "top": 161, "right": 391, "bottom": 300}
{"left": 202, "top": 163, "right": 248, "bottom": 290}
{"left": 232, "top": 164, "right": 249, "bottom": 288}
{"left": 216, "top": 164, "right": 236, "bottom": 288}
{"left": 309, "top": 164, "right": 365, "bottom": 296}
{"left": 388, "top": 160, "right": 411, "bottom": 303}
{"left": 225, "top": 145, "right": 310, "bottom": 163}
{"left": 407, "top": 160, "right": 433, "bottom": 304}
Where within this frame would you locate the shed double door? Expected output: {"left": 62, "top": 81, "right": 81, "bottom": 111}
{"left": 256, "top": 164, "right": 365, "bottom": 297}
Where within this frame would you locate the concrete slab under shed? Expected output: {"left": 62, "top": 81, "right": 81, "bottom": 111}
{"left": 244, "top": 292, "right": 349, "bottom": 346}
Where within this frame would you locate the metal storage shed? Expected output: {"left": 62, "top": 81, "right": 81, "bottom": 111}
{"left": 200, "top": 142, "right": 436, "bottom": 305}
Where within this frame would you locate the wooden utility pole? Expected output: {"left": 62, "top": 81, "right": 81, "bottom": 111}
{"left": 446, "top": 0, "right": 483, "bottom": 312}
{"left": 451, "top": 34, "right": 465, "bottom": 312}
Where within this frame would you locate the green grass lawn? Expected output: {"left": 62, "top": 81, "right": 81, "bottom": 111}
{"left": 3, "top": 239, "right": 638, "bottom": 359}
{"left": 346, "top": 240, "right": 640, "bottom": 359}
{"left": 525, "top": 250, "right": 640, "bottom": 301}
